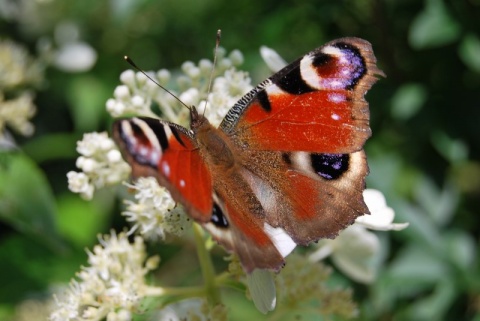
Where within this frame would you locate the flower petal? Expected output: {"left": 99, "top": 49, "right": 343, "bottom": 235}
{"left": 260, "top": 46, "right": 287, "bottom": 72}
{"left": 330, "top": 225, "right": 380, "bottom": 284}
{"left": 246, "top": 269, "right": 276, "bottom": 314}
{"left": 357, "top": 189, "right": 409, "bottom": 231}
{"left": 54, "top": 42, "right": 97, "bottom": 72}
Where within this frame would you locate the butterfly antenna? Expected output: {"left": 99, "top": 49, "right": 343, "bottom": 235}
{"left": 203, "top": 29, "right": 222, "bottom": 116}
{"left": 124, "top": 56, "right": 191, "bottom": 111}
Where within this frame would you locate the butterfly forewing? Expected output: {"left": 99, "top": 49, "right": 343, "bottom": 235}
{"left": 113, "top": 117, "right": 213, "bottom": 222}
{"left": 220, "top": 37, "right": 384, "bottom": 154}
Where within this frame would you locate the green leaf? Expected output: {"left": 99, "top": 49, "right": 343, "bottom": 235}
{"left": 67, "top": 75, "right": 110, "bottom": 132}
{"left": 390, "top": 83, "right": 427, "bottom": 120}
{"left": 390, "top": 200, "right": 442, "bottom": 254}
{"left": 0, "top": 152, "right": 66, "bottom": 253}
{"left": 406, "top": 279, "right": 456, "bottom": 321}
{"left": 431, "top": 131, "right": 469, "bottom": 164}
{"left": 387, "top": 244, "right": 448, "bottom": 288}
{"left": 56, "top": 193, "right": 110, "bottom": 247}
{"left": 22, "top": 132, "right": 80, "bottom": 163}
{"left": 443, "top": 230, "right": 476, "bottom": 270}
{"left": 459, "top": 34, "right": 480, "bottom": 72}
{"left": 414, "top": 177, "right": 459, "bottom": 227}
{"left": 409, "top": 0, "right": 460, "bottom": 49}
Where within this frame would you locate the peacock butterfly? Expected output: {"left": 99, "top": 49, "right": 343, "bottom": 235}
{"left": 112, "top": 37, "right": 385, "bottom": 273}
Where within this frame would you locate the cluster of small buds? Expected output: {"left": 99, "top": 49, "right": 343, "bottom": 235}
{"left": 275, "top": 253, "right": 358, "bottom": 319}
{"left": 49, "top": 231, "right": 160, "bottom": 321}
{"left": 0, "top": 91, "right": 36, "bottom": 137}
{"left": 105, "top": 48, "right": 250, "bottom": 128}
{"left": 0, "top": 39, "right": 43, "bottom": 143}
{"left": 67, "top": 132, "right": 131, "bottom": 199}
{"left": 123, "top": 177, "right": 191, "bottom": 240}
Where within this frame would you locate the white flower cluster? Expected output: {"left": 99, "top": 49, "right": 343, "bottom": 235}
{"left": 50, "top": 231, "right": 160, "bottom": 321}
{"left": 105, "top": 48, "right": 250, "bottom": 127}
{"left": 123, "top": 177, "right": 191, "bottom": 240}
{"left": 0, "top": 39, "right": 43, "bottom": 145}
{"left": 67, "top": 132, "right": 131, "bottom": 200}
{"left": 0, "top": 92, "right": 36, "bottom": 137}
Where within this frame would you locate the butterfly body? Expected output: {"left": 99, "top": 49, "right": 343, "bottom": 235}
{"left": 113, "top": 37, "right": 384, "bottom": 273}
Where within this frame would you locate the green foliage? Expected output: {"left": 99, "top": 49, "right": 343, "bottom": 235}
{"left": 1, "top": 0, "right": 479, "bottom": 320}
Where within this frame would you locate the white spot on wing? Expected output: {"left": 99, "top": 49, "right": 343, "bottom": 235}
{"left": 331, "top": 113, "right": 340, "bottom": 120}
{"left": 150, "top": 150, "right": 160, "bottom": 164}
{"left": 120, "top": 121, "right": 137, "bottom": 147}
{"left": 322, "top": 45, "right": 343, "bottom": 57}
{"left": 161, "top": 161, "right": 170, "bottom": 177}
{"left": 290, "top": 152, "right": 313, "bottom": 172}
{"left": 300, "top": 54, "right": 323, "bottom": 90}
{"left": 328, "top": 92, "right": 346, "bottom": 103}
{"left": 263, "top": 223, "right": 296, "bottom": 258}
{"left": 179, "top": 179, "right": 185, "bottom": 188}
{"left": 131, "top": 118, "right": 161, "bottom": 151}
{"left": 265, "top": 83, "right": 285, "bottom": 96}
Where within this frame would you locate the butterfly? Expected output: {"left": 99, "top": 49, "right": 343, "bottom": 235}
{"left": 113, "top": 37, "right": 385, "bottom": 273}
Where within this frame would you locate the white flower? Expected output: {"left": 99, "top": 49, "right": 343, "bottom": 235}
{"left": 260, "top": 46, "right": 288, "bottom": 72}
{"left": 356, "top": 189, "right": 410, "bottom": 231}
{"left": 51, "top": 21, "right": 97, "bottom": 73}
{"left": 246, "top": 269, "right": 276, "bottom": 314}
{"left": 200, "top": 68, "right": 252, "bottom": 126}
{"left": 106, "top": 48, "right": 249, "bottom": 128}
{"left": 123, "top": 177, "right": 191, "bottom": 240}
{"left": 50, "top": 231, "right": 160, "bottom": 321}
{"left": 0, "top": 38, "right": 44, "bottom": 89}
{"left": 67, "top": 171, "right": 94, "bottom": 200}
{"left": 54, "top": 42, "right": 97, "bottom": 72}
{"left": 67, "top": 132, "right": 131, "bottom": 199}
{"left": 309, "top": 189, "right": 408, "bottom": 284}
{"left": 0, "top": 91, "right": 36, "bottom": 138}
{"left": 0, "top": 39, "right": 42, "bottom": 142}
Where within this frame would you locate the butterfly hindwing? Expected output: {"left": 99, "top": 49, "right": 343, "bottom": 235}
{"left": 236, "top": 149, "right": 369, "bottom": 246}
{"left": 113, "top": 117, "right": 213, "bottom": 222}
{"left": 204, "top": 191, "right": 286, "bottom": 273}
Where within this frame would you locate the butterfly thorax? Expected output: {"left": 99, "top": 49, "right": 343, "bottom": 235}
{"left": 190, "top": 107, "right": 235, "bottom": 169}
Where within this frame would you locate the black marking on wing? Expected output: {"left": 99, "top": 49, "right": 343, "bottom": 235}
{"left": 311, "top": 153, "right": 349, "bottom": 180}
{"left": 282, "top": 152, "right": 292, "bottom": 165}
{"left": 220, "top": 79, "right": 272, "bottom": 133}
{"left": 271, "top": 59, "right": 315, "bottom": 95}
{"left": 211, "top": 202, "right": 229, "bottom": 228}
{"left": 169, "top": 125, "right": 186, "bottom": 147}
{"left": 256, "top": 90, "right": 272, "bottom": 112}
{"left": 312, "top": 52, "right": 332, "bottom": 67}
{"left": 141, "top": 118, "right": 169, "bottom": 150}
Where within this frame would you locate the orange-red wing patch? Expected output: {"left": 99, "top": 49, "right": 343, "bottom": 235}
{"left": 238, "top": 90, "right": 369, "bottom": 153}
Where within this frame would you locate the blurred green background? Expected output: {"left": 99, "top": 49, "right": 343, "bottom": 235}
{"left": 0, "top": 0, "right": 479, "bottom": 320}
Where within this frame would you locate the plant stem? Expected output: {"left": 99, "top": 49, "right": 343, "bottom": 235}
{"left": 193, "top": 223, "right": 221, "bottom": 305}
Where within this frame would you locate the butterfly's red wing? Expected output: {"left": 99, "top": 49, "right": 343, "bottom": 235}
{"left": 113, "top": 117, "right": 213, "bottom": 222}
{"left": 220, "top": 37, "right": 384, "bottom": 154}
